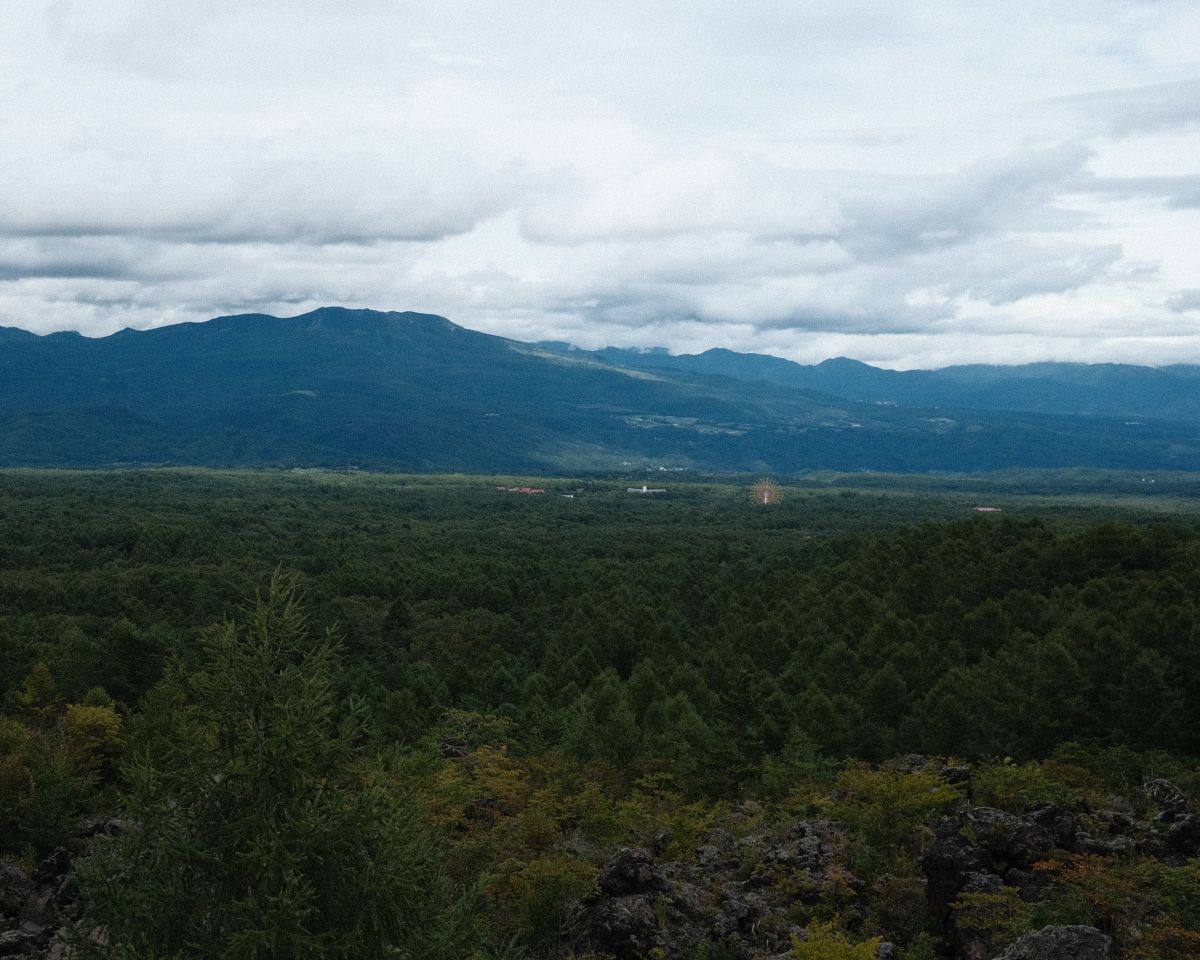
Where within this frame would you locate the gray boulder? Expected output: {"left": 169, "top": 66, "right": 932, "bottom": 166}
{"left": 568, "top": 894, "right": 661, "bottom": 960}
{"left": 922, "top": 817, "right": 994, "bottom": 910}
{"left": 1165, "top": 813, "right": 1200, "bottom": 858}
{"left": 0, "top": 928, "right": 36, "bottom": 956}
{"left": 0, "top": 864, "right": 30, "bottom": 919}
{"left": 1027, "top": 804, "right": 1077, "bottom": 851}
{"left": 599, "top": 847, "right": 670, "bottom": 896}
{"left": 1143, "top": 779, "right": 1191, "bottom": 820}
{"left": 993, "top": 924, "right": 1111, "bottom": 960}
{"left": 965, "top": 807, "right": 1053, "bottom": 868}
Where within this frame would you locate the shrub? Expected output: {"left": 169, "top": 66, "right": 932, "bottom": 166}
{"left": 488, "top": 853, "right": 597, "bottom": 945}
{"left": 824, "top": 765, "right": 962, "bottom": 878}
{"left": 789, "top": 918, "right": 882, "bottom": 959}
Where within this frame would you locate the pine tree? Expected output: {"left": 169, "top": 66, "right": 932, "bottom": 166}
{"left": 77, "top": 571, "right": 477, "bottom": 960}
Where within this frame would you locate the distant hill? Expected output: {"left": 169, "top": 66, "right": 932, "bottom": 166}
{"left": 563, "top": 345, "right": 1200, "bottom": 422}
{"left": 2, "top": 307, "right": 1199, "bottom": 473}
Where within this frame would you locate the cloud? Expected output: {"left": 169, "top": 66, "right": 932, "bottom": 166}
{"left": 520, "top": 154, "right": 845, "bottom": 243}
{"left": 1085, "top": 174, "right": 1200, "bottom": 208}
{"left": 1167, "top": 289, "right": 1200, "bottom": 312}
{"left": 912, "top": 240, "right": 1125, "bottom": 306}
{"left": 0, "top": 141, "right": 524, "bottom": 245}
{"left": 1052, "top": 79, "right": 1200, "bottom": 137}
{"left": 843, "top": 143, "right": 1095, "bottom": 258}
{"left": 2, "top": 1, "right": 1200, "bottom": 365}
{"left": 0, "top": 237, "right": 149, "bottom": 282}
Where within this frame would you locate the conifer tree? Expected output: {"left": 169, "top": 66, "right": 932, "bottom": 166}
{"left": 77, "top": 571, "right": 477, "bottom": 960}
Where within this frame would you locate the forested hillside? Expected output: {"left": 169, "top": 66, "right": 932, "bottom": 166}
{"left": 1, "top": 470, "right": 1197, "bottom": 958}
{"left": 567, "top": 346, "right": 1200, "bottom": 423}
{"left": 5, "top": 308, "right": 1200, "bottom": 473}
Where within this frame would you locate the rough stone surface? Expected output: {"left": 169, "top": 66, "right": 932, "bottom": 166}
{"left": 0, "top": 865, "right": 30, "bottom": 919}
{"left": 993, "top": 924, "right": 1111, "bottom": 960}
{"left": 598, "top": 847, "right": 670, "bottom": 896}
{"left": 31, "top": 852, "right": 69, "bottom": 887}
{"left": 568, "top": 894, "right": 661, "bottom": 960}
{"left": 0, "top": 843, "right": 83, "bottom": 960}
{"left": 1004, "top": 867, "right": 1049, "bottom": 903}
{"left": 917, "top": 803, "right": 1121, "bottom": 960}
{"left": 0, "top": 928, "right": 36, "bottom": 956}
{"left": 923, "top": 817, "right": 995, "bottom": 911}
{"left": 965, "top": 807, "right": 1052, "bottom": 869}
{"left": 1027, "top": 804, "right": 1077, "bottom": 851}
{"left": 1143, "top": 779, "right": 1191, "bottom": 820}
{"left": 1165, "top": 813, "right": 1200, "bottom": 857}
{"left": 565, "top": 819, "right": 847, "bottom": 959}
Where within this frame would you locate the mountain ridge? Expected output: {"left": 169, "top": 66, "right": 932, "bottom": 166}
{"left": 3, "top": 307, "right": 1199, "bottom": 473}
{"left": 555, "top": 341, "right": 1200, "bottom": 422}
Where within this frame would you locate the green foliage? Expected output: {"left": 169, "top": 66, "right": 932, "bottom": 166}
{"left": 4, "top": 470, "right": 1200, "bottom": 777}
{"left": 13, "top": 661, "right": 61, "bottom": 726}
{"left": 824, "top": 764, "right": 963, "bottom": 878}
{"left": 616, "top": 774, "right": 724, "bottom": 860}
{"left": 788, "top": 918, "right": 882, "bottom": 959}
{"left": 899, "top": 932, "right": 940, "bottom": 960}
{"left": 951, "top": 887, "right": 1033, "bottom": 954}
{"left": 972, "top": 757, "right": 1096, "bottom": 812}
{"left": 1159, "top": 861, "right": 1200, "bottom": 931}
{"left": 1137, "top": 860, "right": 1200, "bottom": 959}
{"left": 488, "top": 854, "right": 597, "bottom": 946}
{"left": 866, "top": 874, "right": 933, "bottom": 945}
{"left": 1032, "top": 853, "right": 1191, "bottom": 955}
{"left": 76, "top": 572, "right": 478, "bottom": 960}
{"left": 63, "top": 703, "right": 122, "bottom": 758}
{"left": 0, "top": 692, "right": 120, "bottom": 856}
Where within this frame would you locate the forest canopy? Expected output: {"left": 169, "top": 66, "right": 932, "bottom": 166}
{"left": 0, "top": 469, "right": 1197, "bottom": 959}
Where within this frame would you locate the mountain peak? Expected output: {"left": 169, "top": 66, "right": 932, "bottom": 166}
{"left": 299, "top": 306, "right": 454, "bottom": 326}
{"left": 815, "top": 356, "right": 874, "bottom": 370}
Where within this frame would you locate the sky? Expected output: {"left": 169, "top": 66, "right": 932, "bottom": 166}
{"left": 3, "top": 1, "right": 1200, "bottom": 368}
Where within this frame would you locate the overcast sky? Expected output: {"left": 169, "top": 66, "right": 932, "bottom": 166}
{"left": 3, "top": 1, "right": 1200, "bottom": 367}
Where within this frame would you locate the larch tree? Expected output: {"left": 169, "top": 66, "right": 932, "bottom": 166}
{"left": 77, "top": 571, "right": 478, "bottom": 960}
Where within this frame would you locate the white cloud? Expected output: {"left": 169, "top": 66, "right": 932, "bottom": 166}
{"left": 1, "top": 1, "right": 1199, "bottom": 365}
{"left": 1167, "top": 289, "right": 1200, "bottom": 313}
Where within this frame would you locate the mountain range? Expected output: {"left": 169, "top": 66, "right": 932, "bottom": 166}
{"left": 1, "top": 307, "right": 1198, "bottom": 474}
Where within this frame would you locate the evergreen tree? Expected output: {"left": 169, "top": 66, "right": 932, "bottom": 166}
{"left": 1118, "top": 649, "right": 1183, "bottom": 751}
{"left": 77, "top": 572, "right": 477, "bottom": 960}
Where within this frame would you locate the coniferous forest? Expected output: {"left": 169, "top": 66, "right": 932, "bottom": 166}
{"left": 1, "top": 469, "right": 1198, "bottom": 959}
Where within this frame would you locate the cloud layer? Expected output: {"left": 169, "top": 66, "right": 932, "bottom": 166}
{"left": 2, "top": 1, "right": 1200, "bottom": 367}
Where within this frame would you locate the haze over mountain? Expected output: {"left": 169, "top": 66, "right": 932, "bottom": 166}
{"left": 2, "top": 307, "right": 1199, "bottom": 474}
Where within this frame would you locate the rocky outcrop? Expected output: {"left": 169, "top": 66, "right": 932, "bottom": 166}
{"left": 924, "top": 816, "right": 995, "bottom": 913}
{"left": 963, "top": 805, "right": 1067, "bottom": 869}
{"left": 1143, "top": 777, "right": 1200, "bottom": 863}
{"left": 565, "top": 821, "right": 848, "bottom": 960}
{"left": 599, "top": 847, "right": 672, "bottom": 897}
{"left": 0, "top": 867, "right": 31, "bottom": 922}
{"left": 567, "top": 775, "right": 1198, "bottom": 960}
{"left": 0, "top": 819, "right": 120, "bottom": 959}
{"left": 0, "top": 847, "right": 74, "bottom": 958}
{"left": 917, "top": 778, "right": 1200, "bottom": 960}
{"left": 993, "top": 924, "right": 1110, "bottom": 959}
{"left": 1143, "top": 779, "right": 1191, "bottom": 818}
